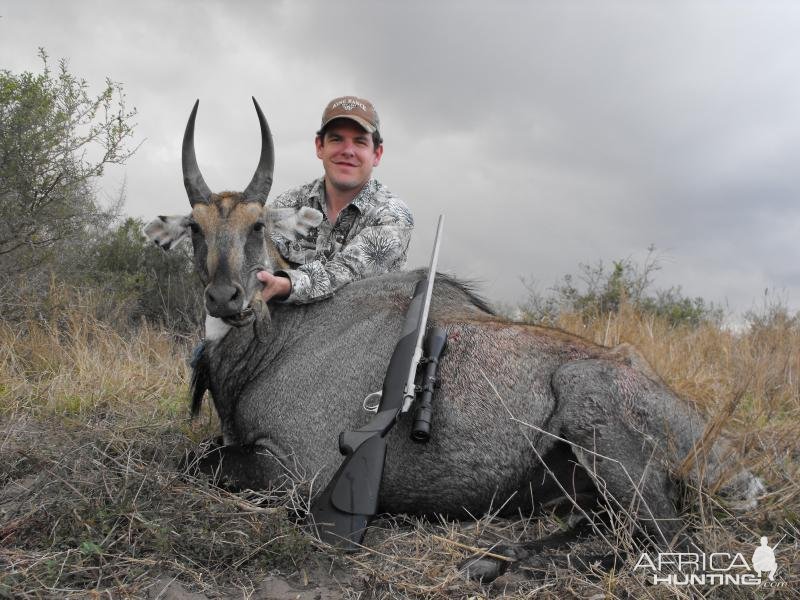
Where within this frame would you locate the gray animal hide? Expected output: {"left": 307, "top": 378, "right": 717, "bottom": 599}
{"left": 198, "top": 269, "right": 761, "bottom": 543}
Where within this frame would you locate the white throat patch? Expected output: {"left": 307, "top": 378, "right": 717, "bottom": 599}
{"left": 205, "top": 314, "right": 232, "bottom": 341}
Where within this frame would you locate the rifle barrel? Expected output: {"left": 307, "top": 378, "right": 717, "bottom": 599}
{"left": 402, "top": 214, "right": 444, "bottom": 412}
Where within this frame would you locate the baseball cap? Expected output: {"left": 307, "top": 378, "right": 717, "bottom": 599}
{"left": 320, "top": 96, "right": 380, "bottom": 135}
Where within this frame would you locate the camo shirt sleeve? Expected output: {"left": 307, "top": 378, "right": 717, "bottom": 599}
{"left": 269, "top": 178, "right": 414, "bottom": 304}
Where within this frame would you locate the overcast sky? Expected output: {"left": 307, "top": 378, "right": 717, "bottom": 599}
{"left": 2, "top": 1, "right": 799, "bottom": 318}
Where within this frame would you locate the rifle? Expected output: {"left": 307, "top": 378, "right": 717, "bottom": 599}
{"left": 309, "top": 216, "right": 447, "bottom": 550}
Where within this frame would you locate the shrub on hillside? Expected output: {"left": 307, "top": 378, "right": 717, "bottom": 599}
{"left": 517, "top": 248, "right": 724, "bottom": 327}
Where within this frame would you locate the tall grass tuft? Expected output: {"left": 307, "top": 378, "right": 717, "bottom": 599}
{"left": 0, "top": 284, "right": 189, "bottom": 419}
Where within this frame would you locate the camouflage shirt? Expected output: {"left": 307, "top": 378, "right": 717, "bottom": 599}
{"left": 269, "top": 177, "right": 414, "bottom": 304}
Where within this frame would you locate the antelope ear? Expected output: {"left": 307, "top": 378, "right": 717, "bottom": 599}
{"left": 266, "top": 207, "right": 323, "bottom": 239}
{"left": 144, "top": 215, "right": 192, "bottom": 251}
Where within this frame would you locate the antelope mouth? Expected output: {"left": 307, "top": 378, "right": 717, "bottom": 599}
{"left": 222, "top": 308, "right": 255, "bottom": 327}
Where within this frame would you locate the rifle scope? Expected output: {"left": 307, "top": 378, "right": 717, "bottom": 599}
{"left": 411, "top": 326, "right": 447, "bottom": 443}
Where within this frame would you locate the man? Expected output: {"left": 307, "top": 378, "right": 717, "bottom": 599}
{"left": 257, "top": 96, "right": 414, "bottom": 304}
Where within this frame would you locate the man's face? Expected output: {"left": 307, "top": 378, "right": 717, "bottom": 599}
{"left": 315, "top": 120, "right": 383, "bottom": 193}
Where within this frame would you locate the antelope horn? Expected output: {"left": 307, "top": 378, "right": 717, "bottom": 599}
{"left": 182, "top": 99, "right": 212, "bottom": 206}
{"left": 242, "top": 97, "right": 275, "bottom": 205}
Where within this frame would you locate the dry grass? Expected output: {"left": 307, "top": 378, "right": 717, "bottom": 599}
{"left": 1, "top": 290, "right": 798, "bottom": 598}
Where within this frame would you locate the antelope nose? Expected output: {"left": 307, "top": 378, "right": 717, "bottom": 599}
{"left": 205, "top": 284, "right": 243, "bottom": 317}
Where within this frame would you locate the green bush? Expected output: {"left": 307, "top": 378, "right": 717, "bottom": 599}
{"left": 83, "top": 217, "right": 204, "bottom": 332}
{"left": 0, "top": 49, "right": 136, "bottom": 276}
{"left": 518, "top": 247, "right": 724, "bottom": 327}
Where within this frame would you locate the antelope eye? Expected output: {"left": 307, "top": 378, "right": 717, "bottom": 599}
{"left": 252, "top": 221, "right": 265, "bottom": 232}
{"left": 188, "top": 222, "right": 201, "bottom": 234}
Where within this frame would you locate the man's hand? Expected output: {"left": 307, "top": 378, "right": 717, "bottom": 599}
{"left": 257, "top": 271, "right": 291, "bottom": 302}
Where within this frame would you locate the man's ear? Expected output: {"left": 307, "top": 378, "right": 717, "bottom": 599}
{"left": 267, "top": 207, "right": 324, "bottom": 239}
{"left": 315, "top": 135, "right": 324, "bottom": 159}
{"left": 144, "top": 215, "right": 192, "bottom": 250}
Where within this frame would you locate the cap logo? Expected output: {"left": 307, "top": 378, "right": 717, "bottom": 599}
{"left": 333, "top": 98, "right": 367, "bottom": 112}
